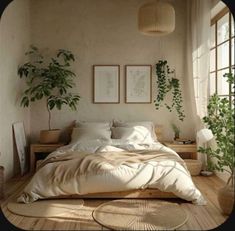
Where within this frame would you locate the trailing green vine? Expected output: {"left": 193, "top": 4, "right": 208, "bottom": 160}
{"left": 154, "top": 60, "right": 185, "bottom": 121}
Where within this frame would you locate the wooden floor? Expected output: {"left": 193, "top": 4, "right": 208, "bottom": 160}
{"left": 0, "top": 174, "right": 230, "bottom": 230}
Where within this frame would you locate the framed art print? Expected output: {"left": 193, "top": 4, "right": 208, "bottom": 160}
{"left": 93, "top": 65, "right": 120, "bottom": 103}
{"left": 125, "top": 65, "right": 152, "bottom": 103}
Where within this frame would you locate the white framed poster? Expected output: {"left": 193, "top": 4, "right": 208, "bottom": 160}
{"left": 13, "top": 122, "right": 27, "bottom": 175}
{"left": 125, "top": 65, "right": 152, "bottom": 103}
{"left": 93, "top": 65, "right": 120, "bottom": 103}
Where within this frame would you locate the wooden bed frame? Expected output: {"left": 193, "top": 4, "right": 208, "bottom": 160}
{"left": 54, "top": 189, "right": 177, "bottom": 199}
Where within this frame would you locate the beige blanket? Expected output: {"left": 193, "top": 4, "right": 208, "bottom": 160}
{"left": 38, "top": 149, "right": 186, "bottom": 174}
{"left": 18, "top": 149, "right": 206, "bottom": 205}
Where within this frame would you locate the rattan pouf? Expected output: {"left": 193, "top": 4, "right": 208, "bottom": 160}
{"left": 184, "top": 159, "right": 202, "bottom": 176}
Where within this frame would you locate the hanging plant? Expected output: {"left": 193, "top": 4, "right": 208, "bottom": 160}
{"left": 154, "top": 60, "right": 185, "bottom": 121}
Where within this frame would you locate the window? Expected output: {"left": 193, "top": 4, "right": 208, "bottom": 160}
{"left": 210, "top": 7, "right": 234, "bottom": 105}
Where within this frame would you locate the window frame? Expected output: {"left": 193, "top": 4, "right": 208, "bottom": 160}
{"left": 210, "top": 7, "right": 234, "bottom": 105}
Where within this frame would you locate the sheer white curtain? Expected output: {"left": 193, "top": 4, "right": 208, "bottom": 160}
{"left": 186, "top": 0, "right": 211, "bottom": 165}
{"left": 187, "top": 0, "right": 211, "bottom": 120}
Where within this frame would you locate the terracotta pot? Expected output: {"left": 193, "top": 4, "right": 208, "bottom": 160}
{"left": 218, "top": 185, "right": 234, "bottom": 215}
{"left": 39, "top": 129, "right": 61, "bottom": 144}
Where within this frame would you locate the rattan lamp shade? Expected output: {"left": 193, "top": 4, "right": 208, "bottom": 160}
{"left": 138, "top": 1, "right": 175, "bottom": 36}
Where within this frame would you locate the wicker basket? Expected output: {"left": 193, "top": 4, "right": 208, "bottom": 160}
{"left": 184, "top": 159, "right": 202, "bottom": 176}
{"left": 40, "top": 129, "right": 61, "bottom": 144}
{"left": 218, "top": 185, "right": 234, "bottom": 215}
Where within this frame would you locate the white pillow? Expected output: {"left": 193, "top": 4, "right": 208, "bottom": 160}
{"left": 113, "top": 120, "right": 157, "bottom": 141}
{"left": 111, "top": 126, "right": 155, "bottom": 143}
{"left": 71, "top": 127, "right": 111, "bottom": 143}
{"left": 76, "top": 121, "right": 112, "bottom": 129}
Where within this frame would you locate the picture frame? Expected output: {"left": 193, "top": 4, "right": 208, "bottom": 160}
{"left": 93, "top": 65, "right": 120, "bottom": 103}
{"left": 125, "top": 65, "right": 152, "bottom": 103}
{"left": 12, "top": 122, "right": 27, "bottom": 175}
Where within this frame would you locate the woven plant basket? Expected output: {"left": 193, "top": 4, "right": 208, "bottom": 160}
{"left": 40, "top": 129, "right": 61, "bottom": 144}
{"left": 218, "top": 185, "right": 234, "bottom": 215}
{"left": 0, "top": 166, "right": 4, "bottom": 199}
{"left": 184, "top": 159, "right": 202, "bottom": 176}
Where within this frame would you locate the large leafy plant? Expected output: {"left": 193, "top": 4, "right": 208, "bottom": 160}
{"left": 198, "top": 72, "right": 235, "bottom": 186}
{"left": 18, "top": 46, "right": 80, "bottom": 130}
{"left": 154, "top": 60, "right": 185, "bottom": 121}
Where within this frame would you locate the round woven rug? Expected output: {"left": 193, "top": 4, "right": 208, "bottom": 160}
{"left": 7, "top": 199, "right": 84, "bottom": 218}
{"left": 93, "top": 199, "right": 188, "bottom": 230}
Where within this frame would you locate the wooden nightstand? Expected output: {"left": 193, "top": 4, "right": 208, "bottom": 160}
{"left": 163, "top": 141, "right": 197, "bottom": 159}
{"left": 30, "top": 143, "right": 64, "bottom": 173}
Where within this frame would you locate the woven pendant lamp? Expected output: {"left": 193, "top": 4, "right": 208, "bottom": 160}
{"left": 138, "top": 0, "right": 175, "bottom": 36}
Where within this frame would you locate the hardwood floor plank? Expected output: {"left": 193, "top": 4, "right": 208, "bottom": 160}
{"left": 185, "top": 203, "right": 218, "bottom": 230}
{"left": 192, "top": 176, "right": 229, "bottom": 227}
{"left": 193, "top": 176, "right": 225, "bottom": 212}
{"left": 1, "top": 175, "right": 228, "bottom": 230}
{"left": 178, "top": 204, "right": 202, "bottom": 230}
{"left": 202, "top": 199, "right": 227, "bottom": 225}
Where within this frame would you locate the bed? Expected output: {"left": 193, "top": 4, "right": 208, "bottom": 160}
{"left": 17, "top": 121, "right": 206, "bottom": 205}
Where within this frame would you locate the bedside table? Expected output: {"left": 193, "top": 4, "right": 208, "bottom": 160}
{"left": 30, "top": 143, "right": 64, "bottom": 173}
{"left": 163, "top": 141, "right": 197, "bottom": 159}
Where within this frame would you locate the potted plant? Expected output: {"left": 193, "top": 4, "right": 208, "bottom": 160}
{"left": 171, "top": 123, "right": 180, "bottom": 140}
{"left": 198, "top": 72, "right": 234, "bottom": 215}
{"left": 18, "top": 46, "right": 80, "bottom": 143}
{"left": 154, "top": 60, "right": 185, "bottom": 121}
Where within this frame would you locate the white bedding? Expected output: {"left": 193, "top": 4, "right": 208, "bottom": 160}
{"left": 18, "top": 140, "right": 206, "bottom": 205}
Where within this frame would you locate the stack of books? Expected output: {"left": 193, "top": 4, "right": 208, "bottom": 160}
{"left": 173, "top": 139, "right": 195, "bottom": 144}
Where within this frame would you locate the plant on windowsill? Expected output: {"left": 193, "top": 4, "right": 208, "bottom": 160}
{"left": 198, "top": 72, "right": 235, "bottom": 215}
{"left": 154, "top": 60, "right": 185, "bottom": 121}
{"left": 18, "top": 45, "right": 80, "bottom": 144}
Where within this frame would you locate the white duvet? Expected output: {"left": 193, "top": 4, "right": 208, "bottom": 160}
{"left": 18, "top": 140, "right": 206, "bottom": 205}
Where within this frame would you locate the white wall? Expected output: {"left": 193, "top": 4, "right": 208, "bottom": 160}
{"left": 29, "top": 0, "right": 196, "bottom": 142}
{"left": 0, "top": 0, "right": 31, "bottom": 180}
